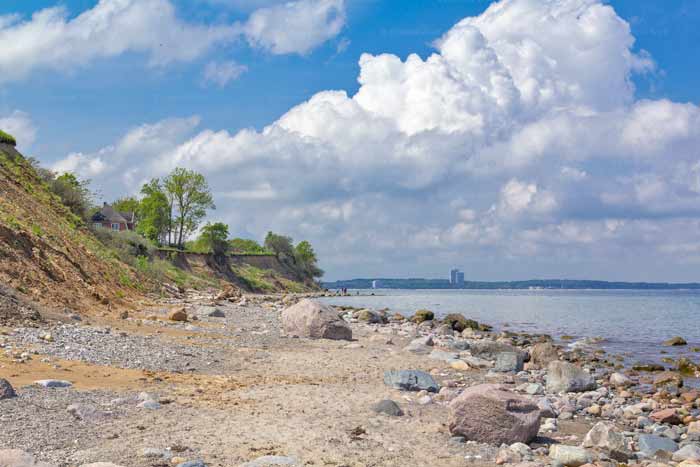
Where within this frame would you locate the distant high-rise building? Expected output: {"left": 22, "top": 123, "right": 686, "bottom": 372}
{"left": 450, "top": 268, "right": 465, "bottom": 287}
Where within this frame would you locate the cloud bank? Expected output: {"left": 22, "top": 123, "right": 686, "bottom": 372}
{"left": 53, "top": 0, "right": 700, "bottom": 280}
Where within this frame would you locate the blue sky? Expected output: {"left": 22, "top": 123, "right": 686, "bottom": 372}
{"left": 1, "top": 0, "right": 699, "bottom": 281}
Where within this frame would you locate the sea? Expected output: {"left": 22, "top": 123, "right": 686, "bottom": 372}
{"left": 319, "top": 288, "right": 700, "bottom": 369}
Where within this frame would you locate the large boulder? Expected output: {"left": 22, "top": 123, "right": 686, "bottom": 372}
{"left": 494, "top": 352, "right": 525, "bottom": 372}
{"left": 549, "top": 445, "right": 593, "bottom": 467}
{"left": 281, "top": 300, "right": 351, "bottom": 340}
{"left": 546, "top": 361, "right": 596, "bottom": 393}
{"left": 0, "top": 378, "right": 16, "bottom": 400}
{"left": 0, "top": 450, "right": 56, "bottom": 467}
{"left": 582, "top": 422, "right": 632, "bottom": 461}
{"left": 469, "top": 340, "right": 524, "bottom": 361}
{"left": 383, "top": 370, "right": 440, "bottom": 393}
{"left": 442, "top": 313, "right": 476, "bottom": 332}
{"left": 638, "top": 434, "right": 678, "bottom": 457}
{"left": 448, "top": 384, "right": 541, "bottom": 445}
{"left": 411, "top": 309, "right": 434, "bottom": 323}
{"left": 663, "top": 336, "right": 687, "bottom": 346}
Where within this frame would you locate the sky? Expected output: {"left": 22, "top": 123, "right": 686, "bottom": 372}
{"left": 1, "top": 0, "right": 699, "bottom": 282}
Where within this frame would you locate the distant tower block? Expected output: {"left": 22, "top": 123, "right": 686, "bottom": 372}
{"left": 450, "top": 268, "right": 464, "bottom": 287}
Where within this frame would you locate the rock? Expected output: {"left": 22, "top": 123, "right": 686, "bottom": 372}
{"left": 80, "top": 464, "right": 126, "bottom": 467}
{"left": 609, "top": 372, "right": 632, "bottom": 387}
{"left": 495, "top": 352, "right": 525, "bottom": 372}
{"left": 530, "top": 342, "right": 559, "bottom": 367}
{"left": 357, "top": 309, "right": 385, "bottom": 324}
{"left": 633, "top": 362, "right": 666, "bottom": 372}
{"left": 462, "top": 355, "right": 494, "bottom": 368}
{"left": 168, "top": 308, "right": 188, "bottom": 322}
{"left": 404, "top": 336, "right": 434, "bottom": 355}
{"left": 67, "top": 403, "right": 109, "bottom": 421}
{"left": 428, "top": 349, "right": 459, "bottom": 363}
{"left": 208, "top": 308, "right": 226, "bottom": 318}
{"left": 411, "top": 309, "right": 434, "bottom": 323}
{"left": 176, "top": 461, "right": 207, "bottom": 467}
{"left": 371, "top": 399, "right": 403, "bottom": 416}
{"left": 470, "top": 340, "right": 521, "bottom": 360}
{"left": 383, "top": 370, "right": 440, "bottom": 393}
{"left": 448, "top": 383, "right": 541, "bottom": 445}
{"left": 281, "top": 299, "right": 351, "bottom": 340}
{"left": 240, "top": 456, "right": 298, "bottom": 466}
{"left": 678, "top": 357, "right": 700, "bottom": 375}
{"left": 546, "top": 361, "right": 596, "bottom": 393}
{"left": 450, "top": 360, "right": 470, "bottom": 371}
{"left": 443, "top": 313, "right": 471, "bottom": 332}
{"left": 651, "top": 408, "right": 682, "bottom": 425}
{"left": 638, "top": 434, "right": 679, "bottom": 457}
{"left": 549, "top": 445, "right": 593, "bottom": 467}
{"left": 142, "top": 448, "right": 172, "bottom": 459}
{"left": 35, "top": 379, "right": 72, "bottom": 388}
{"left": 0, "top": 450, "right": 56, "bottom": 467}
{"left": 137, "top": 400, "right": 161, "bottom": 410}
{"left": 0, "top": 378, "right": 16, "bottom": 399}
{"left": 582, "top": 422, "right": 631, "bottom": 461}
{"left": 672, "top": 445, "right": 700, "bottom": 462}
{"left": 688, "top": 421, "right": 700, "bottom": 435}
{"left": 654, "top": 371, "right": 684, "bottom": 387}
{"left": 664, "top": 336, "right": 688, "bottom": 346}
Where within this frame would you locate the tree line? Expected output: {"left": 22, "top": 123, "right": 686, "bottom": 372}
{"left": 32, "top": 162, "right": 323, "bottom": 279}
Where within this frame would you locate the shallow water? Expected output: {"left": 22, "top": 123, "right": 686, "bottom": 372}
{"left": 320, "top": 289, "right": 700, "bottom": 367}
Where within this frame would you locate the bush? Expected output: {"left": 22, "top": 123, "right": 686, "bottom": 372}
{"left": 93, "top": 229, "right": 157, "bottom": 265}
{"left": 0, "top": 130, "right": 16, "bottom": 146}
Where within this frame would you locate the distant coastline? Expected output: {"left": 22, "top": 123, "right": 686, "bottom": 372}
{"left": 322, "top": 278, "right": 700, "bottom": 290}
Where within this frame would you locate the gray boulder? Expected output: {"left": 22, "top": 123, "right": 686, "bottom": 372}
{"left": 383, "top": 370, "right": 440, "bottom": 393}
{"left": 176, "top": 461, "right": 206, "bottom": 467}
{"left": 549, "top": 445, "right": 593, "bottom": 467}
{"left": 0, "top": 378, "right": 16, "bottom": 400}
{"left": 428, "top": 349, "right": 459, "bottom": 363}
{"left": 546, "top": 361, "right": 596, "bottom": 393}
{"left": 495, "top": 352, "right": 525, "bottom": 372}
{"left": 448, "top": 384, "right": 540, "bottom": 445}
{"left": 208, "top": 308, "right": 226, "bottom": 318}
{"left": 638, "top": 434, "right": 678, "bottom": 457}
{"left": 469, "top": 340, "right": 521, "bottom": 360}
{"left": 404, "top": 336, "right": 433, "bottom": 354}
{"left": 240, "top": 456, "right": 297, "bottom": 466}
{"left": 371, "top": 399, "right": 403, "bottom": 416}
{"left": 35, "top": 380, "right": 72, "bottom": 388}
{"left": 672, "top": 444, "right": 700, "bottom": 462}
{"left": 281, "top": 299, "right": 351, "bottom": 340}
{"left": 530, "top": 342, "right": 559, "bottom": 367}
{"left": 582, "top": 422, "right": 631, "bottom": 461}
{"left": 67, "top": 403, "right": 110, "bottom": 421}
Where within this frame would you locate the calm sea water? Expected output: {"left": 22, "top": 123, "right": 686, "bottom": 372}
{"left": 320, "top": 289, "right": 700, "bottom": 366}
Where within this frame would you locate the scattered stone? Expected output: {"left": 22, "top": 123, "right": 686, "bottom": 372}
{"left": 281, "top": 300, "right": 352, "bottom": 340}
{"left": 442, "top": 313, "right": 471, "bottom": 332}
{"left": 672, "top": 444, "right": 700, "bottom": 462}
{"left": 383, "top": 370, "right": 440, "bottom": 393}
{"left": 0, "top": 378, "right": 16, "bottom": 399}
{"left": 582, "top": 422, "right": 631, "bottom": 461}
{"left": 357, "top": 309, "right": 385, "bottom": 324}
{"left": 168, "top": 308, "right": 188, "bottom": 322}
{"left": 240, "top": 456, "right": 298, "bottom": 466}
{"left": 609, "top": 372, "right": 632, "bottom": 387}
{"left": 470, "top": 341, "right": 521, "bottom": 360}
{"left": 638, "top": 434, "right": 679, "bottom": 457}
{"left": 654, "top": 371, "right": 684, "bottom": 387}
{"left": 495, "top": 352, "right": 525, "bottom": 372}
{"left": 428, "top": 349, "right": 459, "bottom": 363}
{"left": 142, "top": 448, "right": 172, "bottom": 459}
{"left": 208, "top": 308, "right": 226, "bottom": 318}
{"left": 530, "top": 342, "right": 559, "bottom": 367}
{"left": 404, "top": 336, "right": 434, "bottom": 354}
{"left": 450, "top": 360, "right": 470, "bottom": 371}
{"left": 80, "top": 464, "right": 126, "bottom": 467}
{"left": 67, "top": 403, "right": 109, "bottom": 421}
{"left": 137, "top": 400, "right": 161, "bottom": 410}
{"left": 411, "top": 309, "right": 434, "bottom": 323}
{"left": 371, "top": 399, "right": 403, "bottom": 416}
{"left": 216, "top": 284, "right": 242, "bottom": 301}
{"left": 546, "top": 361, "right": 596, "bottom": 393}
{"left": 176, "top": 461, "right": 206, "bottom": 467}
{"left": 448, "top": 383, "right": 541, "bottom": 445}
{"left": 462, "top": 355, "right": 494, "bottom": 368}
{"left": 650, "top": 408, "right": 682, "bottom": 425}
{"left": 663, "top": 336, "right": 688, "bottom": 346}
{"left": 633, "top": 362, "right": 665, "bottom": 372}
{"left": 35, "top": 379, "right": 72, "bottom": 388}
{"left": 549, "top": 445, "right": 593, "bottom": 467}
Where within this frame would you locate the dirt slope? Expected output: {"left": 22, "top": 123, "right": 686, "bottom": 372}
{"left": 0, "top": 143, "right": 149, "bottom": 318}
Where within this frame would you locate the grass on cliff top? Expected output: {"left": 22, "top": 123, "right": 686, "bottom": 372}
{"left": 0, "top": 130, "right": 16, "bottom": 146}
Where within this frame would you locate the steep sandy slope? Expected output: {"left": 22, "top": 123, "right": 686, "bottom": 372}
{"left": 0, "top": 143, "right": 149, "bottom": 318}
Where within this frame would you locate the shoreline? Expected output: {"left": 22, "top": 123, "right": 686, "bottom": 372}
{"left": 1, "top": 291, "right": 699, "bottom": 466}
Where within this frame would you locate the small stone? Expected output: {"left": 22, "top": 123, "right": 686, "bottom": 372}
{"left": 495, "top": 352, "right": 525, "bottom": 372}
{"left": 371, "top": 399, "right": 403, "bottom": 416}
{"left": 0, "top": 378, "right": 16, "bottom": 399}
{"left": 582, "top": 422, "right": 631, "bottom": 461}
{"left": 208, "top": 309, "right": 226, "bottom": 318}
{"left": 0, "top": 449, "right": 55, "bottom": 467}
{"left": 383, "top": 370, "right": 440, "bottom": 393}
{"left": 35, "top": 379, "right": 72, "bottom": 388}
{"left": 241, "top": 456, "right": 298, "bottom": 466}
{"left": 672, "top": 444, "right": 700, "bottom": 462}
{"left": 411, "top": 309, "right": 434, "bottom": 323}
{"left": 168, "top": 308, "right": 188, "bottom": 322}
{"left": 663, "top": 336, "right": 688, "bottom": 346}
{"left": 638, "top": 434, "right": 679, "bottom": 457}
{"left": 450, "top": 360, "right": 470, "bottom": 371}
{"left": 138, "top": 400, "right": 161, "bottom": 410}
{"left": 176, "top": 461, "right": 206, "bottom": 467}
{"left": 549, "top": 445, "right": 593, "bottom": 467}
{"left": 609, "top": 372, "right": 632, "bottom": 387}
{"left": 546, "top": 361, "right": 596, "bottom": 393}
{"left": 651, "top": 408, "right": 682, "bottom": 425}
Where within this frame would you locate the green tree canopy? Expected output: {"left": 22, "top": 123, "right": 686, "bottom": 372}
{"left": 137, "top": 179, "right": 170, "bottom": 244}
{"left": 51, "top": 172, "right": 93, "bottom": 221}
{"left": 197, "top": 222, "right": 230, "bottom": 255}
{"left": 264, "top": 231, "right": 295, "bottom": 260}
{"left": 295, "top": 240, "right": 324, "bottom": 278}
{"left": 163, "top": 168, "right": 215, "bottom": 249}
{"left": 229, "top": 238, "right": 268, "bottom": 254}
{"left": 111, "top": 196, "right": 140, "bottom": 214}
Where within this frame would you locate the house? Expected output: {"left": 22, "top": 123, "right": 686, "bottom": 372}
{"left": 92, "top": 203, "right": 136, "bottom": 231}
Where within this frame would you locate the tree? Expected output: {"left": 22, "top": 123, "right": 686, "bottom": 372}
{"left": 51, "top": 172, "right": 93, "bottom": 221}
{"left": 112, "top": 196, "right": 140, "bottom": 214}
{"left": 295, "top": 240, "right": 324, "bottom": 278}
{"left": 163, "top": 168, "right": 215, "bottom": 249}
{"left": 229, "top": 238, "right": 268, "bottom": 254}
{"left": 264, "top": 231, "right": 295, "bottom": 260}
{"left": 198, "top": 222, "right": 230, "bottom": 255}
{"left": 137, "top": 179, "right": 170, "bottom": 244}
